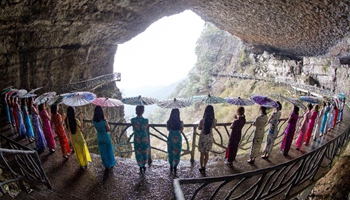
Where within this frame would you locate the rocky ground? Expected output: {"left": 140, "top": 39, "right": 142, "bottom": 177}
{"left": 308, "top": 139, "right": 350, "bottom": 200}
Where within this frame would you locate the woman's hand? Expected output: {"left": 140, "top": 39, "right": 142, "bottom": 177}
{"left": 79, "top": 112, "right": 84, "bottom": 120}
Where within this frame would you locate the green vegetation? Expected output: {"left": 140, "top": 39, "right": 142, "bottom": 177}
{"left": 239, "top": 48, "right": 250, "bottom": 67}
{"left": 322, "top": 65, "right": 328, "bottom": 73}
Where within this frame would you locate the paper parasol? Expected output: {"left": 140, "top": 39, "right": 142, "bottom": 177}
{"left": 92, "top": 97, "right": 124, "bottom": 107}
{"left": 157, "top": 98, "right": 192, "bottom": 109}
{"left": 62, "top": 91, "right": 96, "bottom": 107}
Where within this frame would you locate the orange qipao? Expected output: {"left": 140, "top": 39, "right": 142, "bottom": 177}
{"left": 52, "top": 113, "right": 71, "bottom": 157}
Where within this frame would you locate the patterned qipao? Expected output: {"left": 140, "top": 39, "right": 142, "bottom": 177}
{"left": 131, "top": 116, "right": 150, "bottom": 168}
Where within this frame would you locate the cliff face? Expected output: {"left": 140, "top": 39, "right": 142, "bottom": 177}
{"left": 248, "top": 51, "right": 349, "bottom": 95}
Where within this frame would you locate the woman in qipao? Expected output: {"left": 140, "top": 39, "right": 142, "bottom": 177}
{"left": 281, "top": 106, "right": 299, "bottom": 156}
{"left": 198, "top": 105, "right": 217, "bottom": 174}
{"left": 295, "top": 104, "right": 312, "bottom": 150}
{"left": 51, "top": 104, "right": 71, "bottom": 158}
{"left": 225, "top": 106, "right": 246, "bottom": 167}
{"left": 39, "top": 103, "right": 56, "bottom": 153}
{"left": 93, "top": 106, "right": 116, "bottom": 170}
{"left": 320, "top": 102, "right": 330, "bottom": 136}
{"left": 166, "top": 108, "right": 183, "bottom": 176}
{"left": 131, "top": 105, "right": 150, "bottom": 175}
{"left": 28, "top": 97, "right": 47, "bottom": 153}
{"left": 248, "top": 106, "right": 268, "bottom": 163}
{"left": 262, "top": 102, "right": 282, "bottom": 159}
{"left": 14, "top": 97, "right": 27, "bottom": 140}
{"left": 304, "top": 105, "right": 319, "bottom": 145}
{"left": 21, "top": 98, "right": 35, "bottom": 142}
{"left": 66, "top": 106, "right": 91, "bottom": 169}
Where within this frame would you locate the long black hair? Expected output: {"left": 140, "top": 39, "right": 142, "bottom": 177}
{"left": 136, "top": 105, "right": 144, "bottom": 116}
{"left": 93, "top": 106, "right": 105, "bottom": 122}
{"left": 293, "top": 105, "right": 300, "bottom": 115}
{"left": 167, "top": 108, "right": 181, "bottom": 131}
{"left": 307, "top": 103, "right": 313, "bottom": 111}
{"left": 38, "top": 103, "right": 45, "bottom": 111}
{"left": 66, "top": 106, "right": 77, "bottom": 134}
{"left": 20, "top": 98, "right": 28, "bottom": 114}
{"left": 261, "top": 106, "right": 267, "bottom": 115}
{"left": 51, "top": 104, "right": 57, "bottom": 115}
{"left": 276, "top": 101, "right": 282, "bottom": 111}
{"left": 203, "top": 105, "right": 215, "bottom": 135}
{"left": 27, "top": 97, "right": 33, "bottom": 115}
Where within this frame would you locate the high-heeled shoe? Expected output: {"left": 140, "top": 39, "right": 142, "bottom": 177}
{"left": 247, "top": 158, "right": 255, "bottom": 164}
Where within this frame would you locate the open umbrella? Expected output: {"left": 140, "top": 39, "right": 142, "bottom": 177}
{"left": 250, "top": 94, "right": 279, "bottom": 108}
{"left": 286, "top": 97, "right": 307, "bottom": 110}
{"left": 268, "top": 93, "right": 291, "bottom": 103}
{"left": 337, "top": 93, "right": 346, "bottom": 100}
{"left": 6, "top": 90, "right": 18, "bottom": 97}
{"left": 157, "top": 98, "right": 192, "bottom": 109}
{"left": 333, "top": 95, "right": 340, "bottom": 108}
{"left": 15, "top": 89, "right": 28, "bottom": 98}
{"left": 92, "top": 97, "right": 124, "bottom": 107}
{"left": 20, "top": 93, "right": 37, "bottom": 98}
{"left": 191, "top": 94, "right": 226, "bottom": 104}
{"left": 122, "top": 95, "right": 158, "bottom": 106}
{"left": 47, "top": 93, "right": 71, "bottom": 105}
{"left": 225, "top": 97, "right": 254, "bottom": 106}
{"left": 2, "top": 86, "right": 14, "bottom": 94}
{"left": 299, "top": 96, "right": 319, "bottom": 104}
{"left": 27, "top": 87, "right": 42, "bottom": 94}
{"left": 62, "top": 91, "right": 96, "bottom": 107}
{"left": 34, "top": 92, "right": 57, "bottom": 105}
{"left": 269, "top": 94, "right": 306, "bottom": 110}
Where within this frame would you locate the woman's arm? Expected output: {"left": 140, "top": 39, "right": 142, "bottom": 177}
{"left": 230, "top": 118, "right": 237, "bottom": 129}
{"left": 44, "top": 110, "right": 51, "bottom": 121}
{"left": 31, "top": 106, "right": 38, "bottom": 115}
{"left": 252, "top": 116, "right": 258, "bottom": 126}
{"left": 198, "top": 119, "right": 203, "bottom": 130}
{"left": 267, "top": 112, "right": 275, "bottom": 123}
{"left": 105, "top": 120, "right": 111, "bottom": 132}
{"left": 77, "top": 119, "right": 83, "bottom": 130}
{"left": 213, "top": 119, "right": 217, "bottom": 129}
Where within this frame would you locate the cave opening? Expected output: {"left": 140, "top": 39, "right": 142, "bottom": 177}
{"left": 113, "top": 10, "right": 205, "bottom": 119}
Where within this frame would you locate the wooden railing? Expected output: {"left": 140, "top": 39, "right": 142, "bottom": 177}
{"left": 0, "top": 134, "right": 52, "bottom": 196}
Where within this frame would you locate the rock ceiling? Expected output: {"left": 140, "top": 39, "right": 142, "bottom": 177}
{"left": 1, "top": 0, "right": 350, "bottom": 89}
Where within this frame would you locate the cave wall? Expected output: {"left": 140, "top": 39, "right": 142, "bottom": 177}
{"left": 0, "top": 0, "right": 189, "bottom": 91}
{"left": 1, "top": 0, "right": 350, "bottom": 94}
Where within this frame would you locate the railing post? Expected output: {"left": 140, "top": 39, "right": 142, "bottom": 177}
{"left": 190, "top": 126, "right": 197, "bottom": 164}
{"left": 148, "top": 125, "right": 152, "bottom": 166}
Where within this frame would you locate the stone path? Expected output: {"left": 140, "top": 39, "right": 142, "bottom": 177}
{"left": 2, "top": 108, "right": 349, "bottom": 200}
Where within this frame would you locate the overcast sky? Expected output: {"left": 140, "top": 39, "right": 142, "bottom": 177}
{"left": 113, "top": 10, "right": 205, "bottom": 95}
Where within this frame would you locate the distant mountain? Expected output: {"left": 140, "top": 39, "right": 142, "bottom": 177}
{"left": 122, "top": 79, "right": 184, "bottom": 120}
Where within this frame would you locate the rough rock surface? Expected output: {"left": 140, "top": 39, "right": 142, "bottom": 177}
{"left": 1, "top": 0, "right": 350, "bottom": 91}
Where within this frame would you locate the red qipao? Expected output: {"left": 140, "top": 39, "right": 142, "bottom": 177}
{"left": 39, "top": 110, "right": 56, "bottom": 150}
{"left": 332, "top": 107, "right": 338, "bottom": 128}
{"left": 225, "top": 116, "right": 246, "bottom": 163}
{"left": 52, "top": 113, "right": 71, "bottom": 157}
